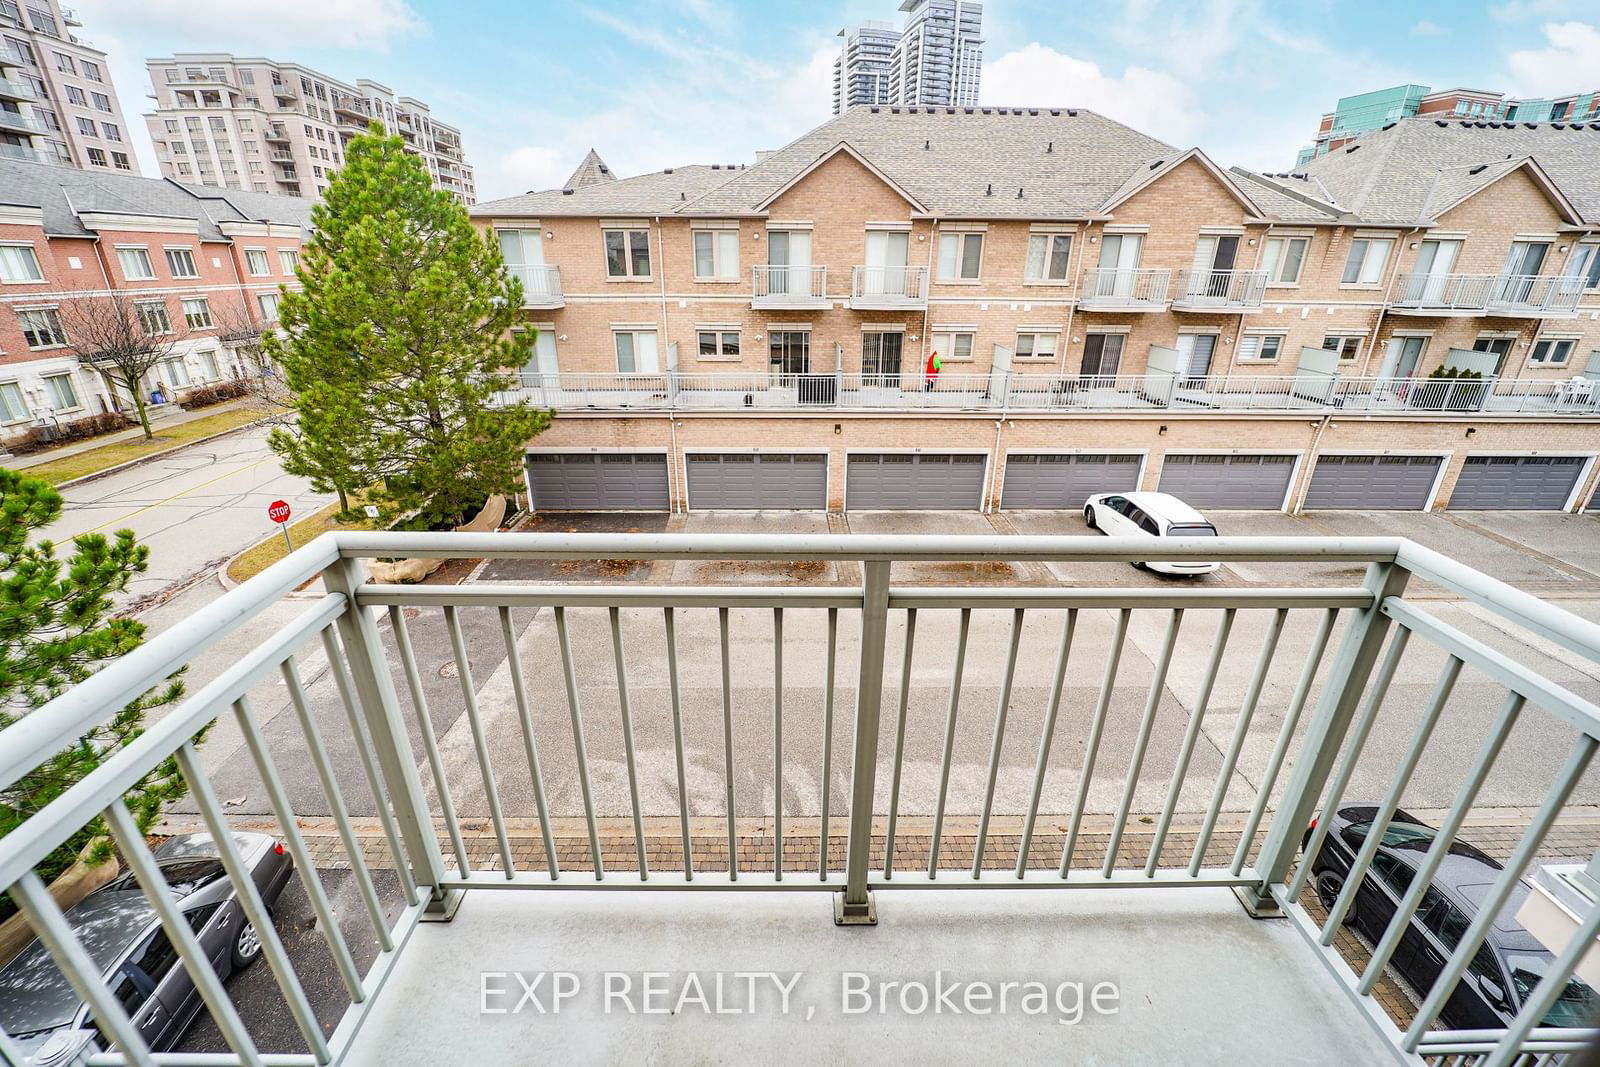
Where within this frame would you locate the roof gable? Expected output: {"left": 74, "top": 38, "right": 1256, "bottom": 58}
{"left": 754, "top": 142, "right": 928, "bottom": 213}
{"left": 1097, "top": 148, "right": 1264, "bottom": 218}
{"left": 564, "top": 149, "right": 616, "bottom": 190}
{"left": 1426, "top": 157, "right": 1581, "bottom": 226}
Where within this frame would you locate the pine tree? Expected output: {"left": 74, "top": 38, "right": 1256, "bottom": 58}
{"left": 0, "top": 469, "right": 185, "bottom": 914}
{"left": 267, "top": 123, "right": 551, "bottom": 525}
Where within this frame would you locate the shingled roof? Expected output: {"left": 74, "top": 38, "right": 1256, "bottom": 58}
{"left": 564, "top": 149, "right": 617, "bottom": 190}
{"left": 0, "top": 157, "right": 315, "bottom": 239}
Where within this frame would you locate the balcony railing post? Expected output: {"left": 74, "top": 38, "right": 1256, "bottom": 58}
{"left": 1238, "top": 559, "right": 1413, "bottom": 918}
{"left": 323, "top": 555, "right": 458, "bottom": 919}
{"left": 837, "top": 559, "right": 891, "bottom": 926}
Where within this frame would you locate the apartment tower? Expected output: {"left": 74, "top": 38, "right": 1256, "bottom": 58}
{"left": 834, "top": 0, "right": 982, "bottom": 114}
{"left": 144, "top": 54, "right": 476, "bottom": 203}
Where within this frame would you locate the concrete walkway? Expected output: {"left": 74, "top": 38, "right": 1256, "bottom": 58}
{"left": 0, "top": 397, "right": 258, "bottom": 471}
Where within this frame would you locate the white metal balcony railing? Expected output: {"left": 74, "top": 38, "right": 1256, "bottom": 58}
{"left": 1171, "top": 268, "right": 1267, "bottom": 310}
{"left": 1078, "top": 267, "right": 1172, "bottom": 310}
{"left": 849, "top": 264, "right": 929, "bottom": 307}
{"left": 1393, "top": 273, "right": 1585, "bottom": 316}
{"left": 0, "top": 533, "right": 1597, "bottom": 1065}
{"left": 505, "top": 264, "right": 562, "bottom": 307}
{"left": 1488, "top": 274, "right": 1584, "bottom": 316}
{"left": 498, "top": 371, "right": 1600, "bottom": 416}
{"left": 750, "top": 264, "right": 828, "bottom": 306}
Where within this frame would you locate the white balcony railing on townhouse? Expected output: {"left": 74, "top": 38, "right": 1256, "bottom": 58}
{"left": 0, "top": 531, "right": 1596, "bottom": 1065}
{"left": 1390, "top": 272, "right": 1499, "bottom": 313}
{"left": 849, "top": 264, "right": 929, "bottom": 308}
{"left": 1078, "top": 267, "right": 1172, "bottom": 310}
{"left": 1170, "top": 268, "right": 1268, "bottom": 310}
{"left": 1488, "top": 273, "right": 1584, "bottom": 317}
{"left": 500, "top": 371, "right": 1600, "bottom": 416}
{"left": 751, "top": 264, "right": 828, "bottom": 307}
{"left": 505, "top": 264, "right": 562, "bottom": 308}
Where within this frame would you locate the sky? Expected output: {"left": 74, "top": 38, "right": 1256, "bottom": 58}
{"left": 75, "top": 0, "right": 1600, "bottom": 203}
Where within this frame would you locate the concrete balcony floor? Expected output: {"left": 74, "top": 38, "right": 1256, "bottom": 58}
{"left": 345, "top": 887, "right": 1396, "bottom": 1065}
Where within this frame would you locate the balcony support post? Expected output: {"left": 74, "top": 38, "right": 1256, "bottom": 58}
{"left": 1236, "top": 559, "right": 1412, "bottom": 918}
{"left": 837, "top": 559, "right": 891, "bottom": 926}
{"left": 324, "top": 555, "right": 459, "bottom": 920}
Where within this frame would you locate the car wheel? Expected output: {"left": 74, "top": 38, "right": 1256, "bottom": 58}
{"left": 1084, "top": 505, "right": 1097, "bottom": 529}
{"left": 1314, "top": 871, "right": 1357, "bottom": 927}
{"left": 1131, "top": 560, "right": 1146, "bottom": 571}
{"left": 231, "top": 917, "right": 263, "bottom": 967}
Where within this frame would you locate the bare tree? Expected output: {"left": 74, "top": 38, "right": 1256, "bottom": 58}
{"left": 58, "top": 291, "right": 187, "bottom": 440}
{"left": 211, "top": 302, "right": 293, "bottom": 414}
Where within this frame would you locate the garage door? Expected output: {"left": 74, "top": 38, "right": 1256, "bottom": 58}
{"left": 686, "top": 453, "right": 827, "bottom": 510}
{"left": 846, "top": 453, "right": 986, "bottom": 510}
{"left": 1001, "top": 453, "right": 1142, "bottom": 509}
{"left": 524, "top": 453, "right": 669, "bottom": 511}
{"left": 1304, "top": 455, "right": 1443, "bottom": 510}
{"left": 1157, "top": 454, "right": 1296, "bottom": 510}
{"left": 1448, "top": 456, "right": 1587, "bottom": 510}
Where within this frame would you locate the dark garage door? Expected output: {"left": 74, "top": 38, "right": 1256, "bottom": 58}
{"left": 846, "top": 453, "right": 986, "bottom": 510}
{"left": 1448, "top": 456, "right": 1586, "bottom": 510}
{"left": 686, "top": 453, "right": 827, "bottom": 509}
{"left": 524, "top": 453, "right": 670, "bottom": 511}
{"left": 1304, "top": 455, "right": 1442, "bottom": 510}
{"left": 1001, "top": 453, "right": 1142, "bottom": 509}
{"left": 1157, "top": 454, "right": 1296, "bottom": 510}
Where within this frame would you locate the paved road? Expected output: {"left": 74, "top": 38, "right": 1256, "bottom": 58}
{"left": 40, "top": 424, "right": 333, "bottom": 606}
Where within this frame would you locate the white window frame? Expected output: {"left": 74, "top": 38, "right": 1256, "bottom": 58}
{"left": 136, "top": 300, "right": 174, "bottom": 336}
{"left": 0, "top": 380, "right": 28, "bottom": 422}
{"left": 937, "top": 231, "right": 984, "bottom": 282}
{"left": 1237, "top": 333, "right": 1285, "bottom": 363}
{"left": 257, "top": 292, "right": 280, "bottom": 320}
{"left": 181, "top": 296, "right": 213, "bottom": 329}
{"left": 602, "top": 227, "right": 652, "bottom": 280}
{"left": 1014, "top": 331, "right": 1059, "bottom": 361}
{"left": 691, "top": 225, "right": 740, "bottom": 282}
{"left": 244, "top": 248, "right": 271, "bottom": 276}
{"left": 1024, "top": 232, "right": 1073, "bottom": 283}
{"left": 930, "top": 330, "right": 975, "bottom": 363}
{"left": 200, "top": 349, "right": 221, "bottom": 380}
{"left": 1341, "top": 237, "right": 1393, "bottom": 287}
{"left": 1529, "top": 337, "right": 1577, "bottom": 367}
{"left": 694, "top": 329, "right": 741, "bottom": 361}
{"left": 164, "top": 246, "right": 198, "bottom": 279}
{"left": 17, "top": 306, "right": 67, "bottom": 349}
{"left": 613, "top": 328, "right": 659, "bottom": 373}
{"left": 1322, "top": 333, "right": 1364, "bottom": 362}
{"left": 278, "top": 248, "right": 299, "bottom": 274}
{"left": 1261, "top": 236, "right": 1309, "bottom": 286}
{"left": 115, "top": 245, "right": 156, "bottom": 281}
{"left": 0, "top": 242, "right": 45, "bottom": 284}
{"left": 42, "top": 372, "right": 79, "bottom": 411}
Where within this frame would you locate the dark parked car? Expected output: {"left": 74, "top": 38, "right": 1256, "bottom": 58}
{"left": 1304, "top": 805, "right": 1596, "bottom": 1030}
{"left": 0, "top": 831, "right": 293, "bottom": 1065}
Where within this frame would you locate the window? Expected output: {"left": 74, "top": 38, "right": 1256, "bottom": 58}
{"left": 768, "top": 330, "right": 810, "bottom": 377}
{"left": 137, "top": 301, "right": 173, "bottom": 335}
{"left": 52, "top": 51, "right": 73, "bottom": 74}
{"left": 182, "top": 297, "right": 212, "bottom": 329}
{"left": 862, "top": 331, "right": 904, "bottom": 383}
{"left": 42, "top": 372, "right": 77, "bottom": 410}
{"left": 200, "top": 350, "right": 220, "bottom": 379}
{"left": 164, "top": 247, "right": 197, "bottom": 278}
{"left": 1530, "top": 338, "right": 1575, "bottom": 366}
{"left": 1025, "top": 233, "right": 1073, "bottom": 282}
{"left": 115, "top": 246, "right": 155, "bottom": 280}
{"left": 1261, "top": 237, "right": 1308, "bottom": 285}
{"left": 278, "top": 249, "right": 299, "bottom": 274}
{"left": 75, "top": 116, "right": 95, "bottom": 136}
{"left": 692, "top": 228, "right": 739, "bottom": 280}
{"left": 18, "top": 307, "right": 67, "bottom": 348}
{"left": 244, "top": 249, "right": 270, "bottom": 276}
{"left": 82, "top": 59, "right": 101, "bottom": 82}
{"left": 1322, "top": 334, "right": 1363, "bottom": 361}
{"left": 0, "top": 243, "right": 43, "bottom": 282}
{"left": 1015, "top": 332, "right": 1058, "bottom": 360}
{"left": 257, "top": 292, "right": 279, "bottom": 320}
{"left": 938, "top": 231, "right": 983, "bottom": 280}
{"left": 1080, "top": 333, "right": 1125, "bottom": 379}
{"left": 1237, "top": 334, "right": 1285, "bottom": 362}
{"left": 929, "top": 330, "right": 974, "bottom": 363}
{"left": 613, "top": 329, "right": 659, "bottom": 373}
{"left": 110, "top": 152, "right": 129, "bottom": 171}
{"left": 0, "top": 381, "right": 27, "bottom": 422}
{"left": 696, "top": 330, "right": 740, "bottom": 359}
{"left": 84, "top": 147, "right": 106, "bottom": 167}
{"left": 1341, "top": 237, "right": 1393, "bottom": 285}
{"left": 1565, "top": 244, "right": 1600, "bottom": 291}
{"left": 162, "top": 358, "right": 190, "bottom": 387}
{"left": 101, "top": 122, "right": 120, "bottom": 141}
{"left": 603, "top": 228, "right": 651, "bottom": 279}
{"left": 90, "top": 91, "right": 111, "bottom": 113}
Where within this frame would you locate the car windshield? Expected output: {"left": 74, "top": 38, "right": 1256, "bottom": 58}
{"left": 1346, "top": 820, "right": 1438, "bottom": 849}
{"left": 1166, "top": 523, "right": 1216, "bottom": 537}
{"left": 1505, "top": 951, "right": 1598, "bottom": 1026}
{"left": 100, "top": 857, "right": 226, "bottom": 897}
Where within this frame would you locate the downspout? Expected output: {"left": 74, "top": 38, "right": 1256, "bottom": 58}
{"left": 919, "top": 215, "right": 938, "bottom": 375}
{"left": 654, "top": 215, "right": 677, "bottom": 512}
{"left": 1231, "top": 222, "right": 1273, "bottom": 386}
{"left": 1361, "top": 226, "right": 1420, "bottom": 379}
{"left": 1058, "top": 220, "right": 1088, "bottom": 375}
{"left": 1293, "top": 412, "right": 1335, "bottom": 514}
{"left": 985, "top": 417, "right": 1005, "bottom": 513}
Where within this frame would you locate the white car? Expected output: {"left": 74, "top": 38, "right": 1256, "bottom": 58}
{"left": 1082, "top": 491, "right": 1220, "bottom": 576}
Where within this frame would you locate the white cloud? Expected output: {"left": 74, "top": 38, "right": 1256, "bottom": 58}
{"left": 981, "top": 43, "right": 1206, "bottom": 146}
{"left": 1410, "top": 19, "right": 1448, "bottom": 36}
{"left": 1506, "top": 21, "right": 1600, "bottom": 96}
{"left": 1491, "top": 0, "right": 1590, "bottom": 21}
{"left": 73, "top": 0, "right": 426, "bottom": 51}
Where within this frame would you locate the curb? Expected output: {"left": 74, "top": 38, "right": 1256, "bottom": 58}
{"left": 51, "top": 414, "right": 278, "bottom": 490}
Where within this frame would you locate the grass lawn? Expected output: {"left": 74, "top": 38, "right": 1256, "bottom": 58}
{"left": 227, "top": 498, "right": 380, "bottom": 584}
{"left": 23, "top": 404, "right": 274, "bottom": 485}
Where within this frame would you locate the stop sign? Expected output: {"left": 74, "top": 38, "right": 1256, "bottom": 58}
{"left": 267, "top": 499, "right": 292, "bottom": 524}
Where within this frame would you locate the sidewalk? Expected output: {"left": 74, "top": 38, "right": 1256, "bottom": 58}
{"left": 1, "top": 398, "right": 259, "bottom": 472}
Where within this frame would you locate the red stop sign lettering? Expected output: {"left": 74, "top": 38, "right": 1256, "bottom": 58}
{"left": 267, "top": 500, "right": 292, "bottom": 524}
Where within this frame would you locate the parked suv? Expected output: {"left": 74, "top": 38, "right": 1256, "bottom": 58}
{"left": 0, "top": 832, "right": 293, "bottom": 1065}
{"left": 1303, "top": 806, "right": 1595, "bottom": 1030}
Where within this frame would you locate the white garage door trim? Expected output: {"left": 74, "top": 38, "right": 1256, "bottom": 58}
{"left": 524, "top": 449, "right": 672, "bottom": 511}
{"left": 1156, "top": 451, "right": 1302, "bottom": 511}
{"left": 845, "top": 450, "right": 989, "bottom": 510}
{"left": 684, "top": 449, "right": 830, "bottom": 510}
{"left": 999, "top": 451, "right": 1147, "bottom": 509}
{"left": 1447, "top": 453, "right": 1595, "bottom": 511}
{"left": 1303, "top": 453, "right": 1448, "bottom": 511}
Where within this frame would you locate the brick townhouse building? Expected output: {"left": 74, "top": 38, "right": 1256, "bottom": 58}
{"left": 472, "top": 107, "right": 1600, "bottom": 514}
{"left": 0, "top": 157, "right": 308, "bottom": 441}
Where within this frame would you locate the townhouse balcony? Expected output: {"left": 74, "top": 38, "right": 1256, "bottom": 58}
{"left": 751, "top": 264, "right": 830, "bottom": 309}
{"left": 1486, "top": 274, "right": 1583, "bottom": 318}
{"left": 1, "top": 532, "right": 1595, "bottom": 1066}
{"left": 507, "top": 264, "right": 563, "bottom": 308}
{"left": 1170, "top": 268, "right": 1268, "bottom": 312}
{"left": 0, "top": 74, "right": 34, "bottom": 101}
{"left": 1077, "top": 267, "right": 1172, "bottom": 311}
{"left": 499, "top": 371, "right": 1600, "bottom": 416}
{"left": 849, "top": 264, "right": 929, "bottom": 309}
{"left": 1391, "top": 273, "right": 1584, "bottom": 317}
